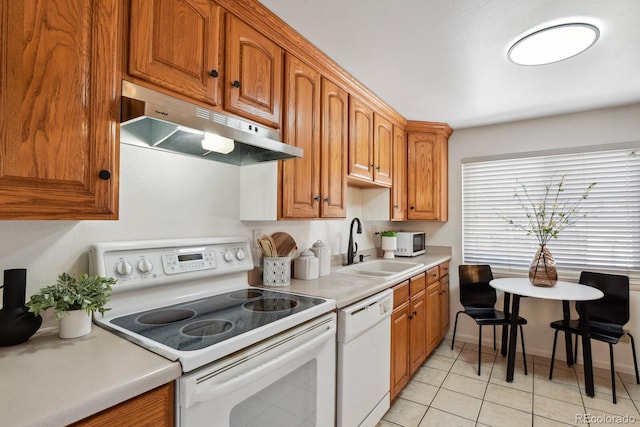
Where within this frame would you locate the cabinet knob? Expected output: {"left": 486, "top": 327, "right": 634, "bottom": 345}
{"left": 232, "top": 80, "right": 241, "bottom": 88}
{"left": 98, "top": 170, "right": 111, "bottom": 180}
{"left": 313, "top": 196, "right": 321, "bottom": 202}
{"left": 370, "top": 163, "right": 375, "bottom": 167}
{"left": 376, "top": 165, "right": 380, "bottom": 170}
{"left": 209, "top": 69, "right": 219, "bottom": 78}
{"left": 394, "top": 204, "right": 399, "bottom": 208}
{"left": 324, "top": 197, "right": 330, "bottom": 203}
{"left": 410, "top": 206, "right": 415, "bottom": 210}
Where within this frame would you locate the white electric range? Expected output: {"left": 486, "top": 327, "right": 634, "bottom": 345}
{"left": 89, "top": 236, "right": 337, "bottom": 427}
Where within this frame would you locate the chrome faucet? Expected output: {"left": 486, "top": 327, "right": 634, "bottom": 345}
{"left": 346, "top": 217, "right": 362, "bottom": 265}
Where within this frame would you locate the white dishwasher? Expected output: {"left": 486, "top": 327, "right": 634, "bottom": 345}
{"left": 337, "top": 288, "right": 393, "bottom": 427}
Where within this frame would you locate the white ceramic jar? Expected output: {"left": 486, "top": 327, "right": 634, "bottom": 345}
{"left": 310, "top": 240, "right": 331, "bottom": 276}
{"left": 294, "top": 249, "right": 319, "bottom": 280}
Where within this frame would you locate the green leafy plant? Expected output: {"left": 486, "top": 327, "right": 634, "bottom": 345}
{"left": 381, "top": 231, "right": 397, "bottom": 237}
{"left": 26, "top": 273, "right": 117, "bottom": 319}
{"left": 503, "top": 175, "right": 596, "bottom": 245}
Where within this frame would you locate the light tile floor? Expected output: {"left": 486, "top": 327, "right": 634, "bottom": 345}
{"left": 379, "top": 339, "right": 640, "bottom": 427}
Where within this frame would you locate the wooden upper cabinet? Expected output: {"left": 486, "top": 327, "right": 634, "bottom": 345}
{"left": 280, "top": 60, "right": 347, "bottom": 220}
{"left": 280, "top": 54, "right": 321, "bottom": 219}
{"left": 128, "top": 0, "right": 223, "bottom": 107}
{"left": 225, "top": 15, "right": 283, "bottom": 128}
{"left": 347, "top": 97, "right": 393, "bottom": 188}
{"left": 406, "top": 121, "right": 453, "bottom": 221}
{"left": 320, "top": 78, "right": 348, "bottom": 218}
{"left": 391, "top": 125, "right": 407, "bottom": 221}
{"left": 348, "top": 96, "right": 374, "bottom": 182}
{"left": 0, "top": 0, "right": 121, "bottom": 219}
{"left": 373, "top": 114, "right": 393, "bottom": 187}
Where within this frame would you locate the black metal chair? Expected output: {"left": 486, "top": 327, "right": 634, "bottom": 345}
{"left": 549, "top": 271, "right": 639, "bottom": 403}
{"left": 452, "top": 264, "right": 528, "bottom": 376}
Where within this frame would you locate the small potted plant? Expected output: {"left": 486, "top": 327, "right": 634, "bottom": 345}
{"left": 26, "top": 273, "right": 116, "bottom": 339}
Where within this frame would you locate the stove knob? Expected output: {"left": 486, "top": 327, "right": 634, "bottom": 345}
{"left": 236, "top": 249, "right": 246, "bottom": 261}
{"left": 115, "top": 260, "right": 133, "bottom": 276}
{"left": 137, "top": 259, "right": 153, "bottom": 274}
{"left": 224, "top": 251, "right": 234, "bottom": 262}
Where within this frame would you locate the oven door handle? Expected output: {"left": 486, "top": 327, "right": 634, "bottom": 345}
{"left": 189, "top": 325, "right": 335, "bottom": 405}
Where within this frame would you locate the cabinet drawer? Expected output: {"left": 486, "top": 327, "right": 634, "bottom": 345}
{"left": 439, "top": 261, "right": 450, "bottom": 278}
{"left": 393, "top": 280, "right": 409, "bottom": 308}
{"left": 409, "top": 272, "right": 426, "bottom": 297}
{"left": 426, "top": 267, "right": 439, "bottom": 285}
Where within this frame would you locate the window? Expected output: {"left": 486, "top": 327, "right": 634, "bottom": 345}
{"left": 462, "top": 146, "right": 640, "bottom": 282}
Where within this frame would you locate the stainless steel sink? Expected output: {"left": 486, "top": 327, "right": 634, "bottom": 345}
{"left": 336, "top": 259, "right": 424, "bottom": 278}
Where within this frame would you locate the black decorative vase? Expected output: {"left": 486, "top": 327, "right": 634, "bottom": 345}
{"left": 0, "top": 269, "right": 42, "bottom": 346}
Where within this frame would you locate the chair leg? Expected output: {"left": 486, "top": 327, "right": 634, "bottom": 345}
{"left": 574, "top": 333, "right": 579, "bottom": 364}
{"left": 628, "top": 333, "right": 640, "bottom": 384}
{"left": 519, "top": 324, "right": 527, "bottom": 375}
{"left": 451, "top": 311, "right": 463, "bottom": 350}
{"left": 478, "top": 325, "right": 483, "bottom": 376}
{"left": 493, "top": 325, "right": 497, "bottom": 351}
{"left": 549, "top": 329, "right": 559, "bottom": 380}
{"left": 609, "top": 343, "right": 616, "bottom": 404}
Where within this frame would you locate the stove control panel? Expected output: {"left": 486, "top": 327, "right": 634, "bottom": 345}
{"left": 162, "top": 251, "right": 216, "bottom": 274}
{"left": 89, "top": 237, "right": 254, "bottom": 292}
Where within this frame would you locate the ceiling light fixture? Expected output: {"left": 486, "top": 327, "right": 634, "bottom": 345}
{"left": 508, "top": 22, "right": 599, "bottom": 66}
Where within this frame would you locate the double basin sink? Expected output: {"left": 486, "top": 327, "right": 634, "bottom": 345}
{"left": 336, "top": 259, "right": 424, "bottom": 280}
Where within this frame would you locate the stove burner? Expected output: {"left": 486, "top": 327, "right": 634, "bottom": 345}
{"left": 229, "top": 289, "right": 264, "bottom": 300}
{"left": 138, "top": 309, "right": 196, "bottom": 325}
{"left": 182, "top": 320, "right": 233, "bottom": 337}
{"left": 243, "top": 298, "right": 298, "bottom": 313}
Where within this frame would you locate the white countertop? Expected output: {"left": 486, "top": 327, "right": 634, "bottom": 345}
{"left": 257, "top": 247, "right": 452, "bottom": 308}
{"left": 0, "top": 317, "right": 181, "bottom": 427}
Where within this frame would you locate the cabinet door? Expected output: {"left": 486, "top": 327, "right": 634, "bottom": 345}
{"left": 409, "top": 290, "right": 427, "bottom": 374}
{"left": 348, "top": 96, "right": 374, "bottom": 182}
{"left": 440, "top": 273, "right": 450, "bottom": 336}
{"left": 280, "top": 55, "right": 321, "bottom": 219}
{"left": 373, "top": 114, "right": 393, "bottom": 186}
{"left": 320, "top": 78, "right": 347, "bottom": 218}
{"left": 391, "top": 125, "right": 406, "bottom": 220}
{"left": 225, "top": 15, "right": 283, "bottom": 128}
{"left": 426, "top": 281, "right": 442, "bottom": 355}
{"left": 128, "top": 0, "right": 222, "bottom": 106}
{"left": 71, "top": 383, "right": 174, "bottom": 426}
{"left": 407, "top": 131, "right": 448, "bottom": 220}
{"left": 0, "top": 0, "right": 120, "bottom": 219}
{"left": 390, "top": 301, "right": 411, "bottom": 401}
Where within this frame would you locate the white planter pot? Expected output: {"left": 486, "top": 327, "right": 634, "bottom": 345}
{"left": 58, "top": 310, "right": 92, "bottom": 339}
{"left": 381, "top": 236, "right": 397, "bottom": 259}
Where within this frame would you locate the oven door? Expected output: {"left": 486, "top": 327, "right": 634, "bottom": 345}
{"left": 177, "top": 313, "right": 336, "bottom": 427}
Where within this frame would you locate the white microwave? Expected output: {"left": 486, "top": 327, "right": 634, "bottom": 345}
{"left": 395, "top": 232, "right": 426, "bottom": 257}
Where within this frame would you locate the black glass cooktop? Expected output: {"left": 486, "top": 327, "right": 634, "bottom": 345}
{"left": 111, "top": 288, "right": 326, "bottom": 351}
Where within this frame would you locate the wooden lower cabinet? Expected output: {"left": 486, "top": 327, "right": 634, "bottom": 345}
{"left": 390, "top": 263, "right": 449, "bottom": 400}
{"left": 71, "top": 383, "right": 174, "bottom": 426}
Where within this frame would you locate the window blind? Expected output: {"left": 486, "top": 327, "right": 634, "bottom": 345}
{"left": 462, "top": 147, "right": 640, "bottom": 282}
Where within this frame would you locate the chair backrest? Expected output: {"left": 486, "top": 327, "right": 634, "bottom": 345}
{"left": 578, "top": 271, "right": 630, "bottom": 325}
{"left": 458, "top": 264, "right": 497, "bottom": 308}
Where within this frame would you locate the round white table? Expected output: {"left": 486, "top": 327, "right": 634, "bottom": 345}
{"left": 490, "top": 278, "right": 604, "bottom": 397}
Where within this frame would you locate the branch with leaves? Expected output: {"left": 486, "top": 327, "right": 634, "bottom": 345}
{"left": 503, "top": 175, "right": 596, "bottom": 245}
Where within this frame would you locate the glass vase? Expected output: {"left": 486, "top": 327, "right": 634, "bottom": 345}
{"left": 529, "top": 244, "right": 558, "bottom": 287}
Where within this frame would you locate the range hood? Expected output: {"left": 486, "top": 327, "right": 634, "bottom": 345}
{"left": 120, "top": 81, "right": 302, "bottom": 166}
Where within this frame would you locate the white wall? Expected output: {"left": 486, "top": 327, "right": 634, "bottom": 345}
{"left": 442, "top": 103, "right": 640, "bottom": 374}
{"left": 0, "top": 144, "right": 374, "bottom": 298}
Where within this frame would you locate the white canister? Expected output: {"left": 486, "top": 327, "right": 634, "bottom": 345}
{"left": 294, "top": 249, "right": 319, "bottom": 280}
{"left": 311, "top": 240, "right": 331, "bottom": 276}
